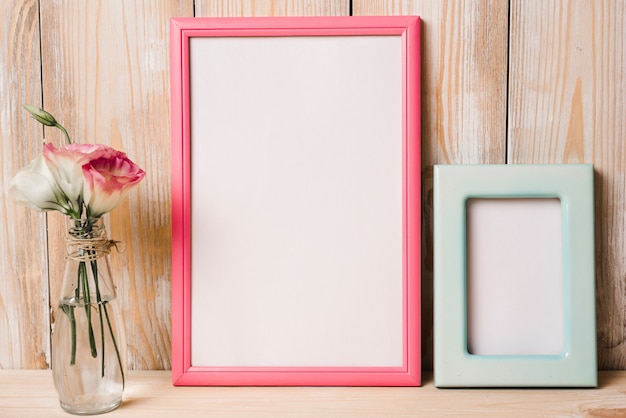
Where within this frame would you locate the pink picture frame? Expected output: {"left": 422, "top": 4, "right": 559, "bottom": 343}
{"left": 170, "top": 16, "right": 421, "bottom": 386}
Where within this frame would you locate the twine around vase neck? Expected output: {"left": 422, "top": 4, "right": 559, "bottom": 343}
{"left": 65, "top": 222, "right": 124, "bottom": 262}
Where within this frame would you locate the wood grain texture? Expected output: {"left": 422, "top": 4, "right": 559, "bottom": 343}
{"left": 195, "top": 0, "right": 349, "bottom": 17}
{"left": 3, "top": 370, "right": 626, "bottom": 416}
{"left": 354, "top": 0, "right": 509, "bottom": 369}
{"left": 37, "top": 0, "right": 194, "bottom": 370}
{"left": 0, "top": 0, "right": 50, "bottom": 369}
{"left": 2, "top": 0, "right": 626, "bottom": 373}
{"left": 508, "top": 0, "right": 626, "bottom": 369}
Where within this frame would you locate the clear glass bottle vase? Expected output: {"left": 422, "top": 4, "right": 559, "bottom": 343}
{"left": 52, "top": 217, "right": 126, "bottom": 415}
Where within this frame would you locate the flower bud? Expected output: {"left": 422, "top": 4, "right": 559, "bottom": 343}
{"left": 23, "top": 104, "right": 58, "bottom": 126}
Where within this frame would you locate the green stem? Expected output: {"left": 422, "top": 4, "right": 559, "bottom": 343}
{"left": 55, "top": 122, "right": 72, "bottom": 144}
{"left": 88, "top": 236, "right": 124, "bottom": 384}
{"left": 97, "top": 304, "right": 105, "bottom": 378}
{"left": 103, "top": 302, "right": 125, "bottom": 386}
{"left": 91, "top": 233, "right": 124, "bottom": 384}
{"left": 91, "top": 259, "right": 106, "bottom": 378}
{"left": 70, "top": 284, "right": 81, "bottom": 364}
{"left": 79, "top": 260, "right": 97, "bottom": 358}
{"left": 61, "top": 304, "right": 77, "bottom": 365}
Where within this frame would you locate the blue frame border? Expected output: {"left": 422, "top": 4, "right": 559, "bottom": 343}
{"left": 434, "top": 164, "right": 597, "bottom": 387}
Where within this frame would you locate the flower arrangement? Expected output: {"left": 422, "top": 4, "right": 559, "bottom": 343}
{"left": 10, "top": 105, "right": 145, "bottom": 219}
{"left": 9, "top": 105, "right": 145, "bottom": 399}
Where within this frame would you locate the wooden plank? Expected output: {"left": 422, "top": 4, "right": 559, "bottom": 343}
{"left": 0, "top": 0, "right": 50, "bottom": 369}
{"left": 508, "top": 0, "right": 626, "bottom": 369}
{"left": 2, "top": 0, "right": 623, "bottom": 374}
{"left": 354, "top": 0, "right": 509, "bottom": 369}
{"left": 38, "top": 0, "right": 194, "bottom": 370}
{"left": 195, "top": 0, "right": 349, "bottom": 16}
{"left": 2, "top": 370, "right": 626, "bottom": 416}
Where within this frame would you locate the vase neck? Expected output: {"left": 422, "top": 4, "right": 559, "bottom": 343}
{"left": 67, "top": 218, "right": 105, "bottom": 238}
{"left": 65, "top": 218, "right": 115, "bottom": 260}
{"left": 60, "top": 216, "right": 118, "bottom": 302}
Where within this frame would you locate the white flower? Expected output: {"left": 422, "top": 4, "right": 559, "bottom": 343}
{"left": 42, "top": 142, "right": 93, "bottom": 216}
{"left": 8, "top": 154, "right": 72, "bottom": 215}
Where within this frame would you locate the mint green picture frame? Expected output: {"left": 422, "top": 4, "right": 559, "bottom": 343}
{"left": 434, "top": 164, "right": 597, "bottom": 387}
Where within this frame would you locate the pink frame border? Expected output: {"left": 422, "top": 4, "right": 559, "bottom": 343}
{"left": 170, "top": 16, "right": 421, "bottom": 386}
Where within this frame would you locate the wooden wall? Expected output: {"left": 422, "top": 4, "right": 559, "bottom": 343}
{"left": 0, "top": 0, "right": 624, "bottom": 371}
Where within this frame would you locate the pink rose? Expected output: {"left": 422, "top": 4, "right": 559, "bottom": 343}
{"left": 81, "top": 147, "right": 146, "bottom": 217}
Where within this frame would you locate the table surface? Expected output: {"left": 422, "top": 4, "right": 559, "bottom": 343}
{"left": 1, "top": 370, "right": 626, "bottom": 417}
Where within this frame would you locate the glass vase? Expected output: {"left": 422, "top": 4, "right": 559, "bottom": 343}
{"left": 52, "top": 217, "right": 126, "bottom": 415}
